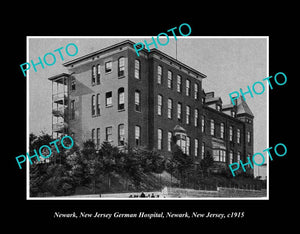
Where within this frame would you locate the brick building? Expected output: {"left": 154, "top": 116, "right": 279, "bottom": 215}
{"left": 48, "top": 40, "right": 254, "bottom": 173}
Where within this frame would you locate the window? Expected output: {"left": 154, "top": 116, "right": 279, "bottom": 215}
{"left": 135, "top": 59, "right": 140, "bottom": 79}
{"left": 177, "top": 75, "right": 182, "bottom": 92}
{"left": 186, "top": 79, "right": 190, "bottom": 96}
{"left": 92, "top": 95, "right": 96, "bottom": 116}
{"left": 71, "top": 77, "right": 76, "bottom": 91}
{"left": 194, "top": 83, "right": 199, "bottom": 99}
{"left": 168, "top": 132, "right": 172, "bottom": 152}
{"left": 237, "top": 151, "right": 241, "bottom": 162}
{"left": 194, "top": 138, "right": 199, "bottom": 157}
{"left": 220, "top": 123, "right": 224, "bottom": 139}
{"left": 157, "top": 65, "right": 162, "bottom": 84}
{"left": 186, "top": 136, "right": 190, "bottom": 156}
{"left": 213, "top": 149, "right": 219, "bottom": 161}
{"left": 229, "top": 150, "right": 233, "bottom": 164}
{"left": 158, "top": 129, "right": 163, "bottom": 150}
{"left": 106, "top": 126, "right": 112, "bottom": 142}
{"left": 157, "top": 94, "right": 163, "bottom": 116}
{"left": 216, "top": 105, "right": 221, "bottom": 111}
{"left": 194, "top": 109, "right": 199, "bottom": 127}
{"left": 118, "top": 57, "right": 125, "bottom": 77}
{"left": 70, "top": 100, "right": 75, "bottom": 120}
{"left": 201, "top": 142, "right": 205, "bottom": 159}
{"left": 167, "top": 98, "right": 173, "bottom": 119}
{"left": 210, "top": 119, "right": 215, "bottom": 136}
{"left": 201, "top": 116, "right": 205, "bottom": 133}
{"left": 118, "top": 88, "right": 125, "bottom": 110}
{"left": 105, "top": 61, "right": 112, "bottom": 73}
{"left": 177, "top": 102, "right": 182, "bottom": 121}
{"left": 135, "top": 90, "right": 141, "bottom": 112}
{"left": 92, "top": 65, "right": 96, "bottom": 85}
{"left": 231, "top": 110, "right": 236, "bottom": 117}
{"left": 96, "top": 93, "right": 101, "bottom": 115}
{"left": 237, "top": 129, "right": 241, "bottom": 144}
{"left": 181, "top": 135, "right": 186, "bottom": 154}
{"left": 213, "top": 149, "right": 226, "bottom": 162}
{"left": 186, "top": 105, "right": 190, "bottom": 124}
{"left": 97, "top": 64, "right": 101, "bottom": 84}
{"left": 247, "top": 131, "right": 251, "bottom": 143}
{"left": 106, "top": 91, "right": 112, "bottom": 107}
{"left": 118, "top": 124, "right": 125, "bottom": 146}
{"left": 135, "top": 125, "right": 141, "bottom": 146}
{"left": 220, "top": 150, "right": 226, "bottom": 162}
{"left": 167, "top": 70, "right": 173, "bottom": 89}
{"left": 96, "top": 128, "right": 100, "bottom": 149}
{"left": 92, "top": 129, "right": 96, "bottom": 146}
{"left": 229, "top": 126, "right": 233, "bottom": 141}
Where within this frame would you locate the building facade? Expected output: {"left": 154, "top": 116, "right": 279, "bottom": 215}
{"left": 48, "top": 40, "right": 254, "bottom": 173}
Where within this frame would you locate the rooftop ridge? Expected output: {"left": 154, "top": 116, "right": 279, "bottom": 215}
{"left": 62, "top": 39, "right": 207, "bottom": 79}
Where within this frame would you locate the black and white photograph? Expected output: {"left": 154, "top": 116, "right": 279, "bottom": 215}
{"left": 27, "top": 37, "right": 268, "bottom": 199}
{"left": 6, "top": 12, "right": 294, "bottom": 228}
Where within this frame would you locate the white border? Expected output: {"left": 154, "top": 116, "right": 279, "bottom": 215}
{"left": 26, "top": 36, "right": 269, "bottom": 200}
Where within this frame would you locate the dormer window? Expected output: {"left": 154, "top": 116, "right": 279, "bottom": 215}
{"left": 231, "top": 110, "right": 236, "bottom": 117}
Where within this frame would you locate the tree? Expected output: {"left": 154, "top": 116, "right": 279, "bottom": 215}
{"left": 172, "top": 146, "right": 194, "bottom": 187}
{"left": 98, "top": 141, "right": 120, "bottom": 191}
{"left": 80, "top": 140, "right": 103, "bottom": 193}
{"left": 65, "top": 144, "right": 87, "bottom": 187}
{"left": 29, "top": 132, "right": 54, "bottom": 196}
{"left": 200, "top": 150, "right": 214, "bottom": 177}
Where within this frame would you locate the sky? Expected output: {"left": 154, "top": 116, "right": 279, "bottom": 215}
{"left": 28, "top": 36, "right": 268, "bottom": 176}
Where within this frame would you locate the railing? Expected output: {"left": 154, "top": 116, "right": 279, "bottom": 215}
{"left": 53, "top": 122, "right": 68, "bottom": 132}
{"left": 53, "top": 93, "right": 68, "bottom": 104}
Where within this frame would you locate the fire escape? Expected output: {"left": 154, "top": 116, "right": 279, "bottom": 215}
{"left": 49, "top": 73, "right": 70, "bottom": 139}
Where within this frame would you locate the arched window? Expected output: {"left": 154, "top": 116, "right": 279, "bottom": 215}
{"left": 135, "top": 90, "right": 141, "bottom": 112}
{"left": 194, "top": 138, "right": 199, "bottom": 157}
{"left": 157, "top": 65, "right": 162, "bottom": 84}
{"left": 118, "top": 57, "right": 125, "bottom": 77}
{"left": 167, "top": 98, "right": 173, "bottom": 119}
{"left": 96, "top": 64, "right": 101, "bottom": 84}
{"left": 168, "top": 132, "right": 172, "bottom": 152}
{"left": 158, "top": 129, "right": 163, "bottom": 150}
{"left": 210, "top": 119, "right": 215, "bottom": 136}
{"left": 92, "top": 65, "right": 96, "bottom": 85}
{"left": 91, "top": 95, "right": 96, "bottom": 116}
{"left": 135, "top": 125, "right": 141, "bottom": 146}
{"left": 91, "top": 129, "right": 95, "bottom": 146}
{"left": 96, "top": 93, "right": 100, "bottom": 115}
{"left": 167, "top": 70, "right": 173, "bottom": 88}
{"left": 118, "top": 87, "right": 125, "bottom": 110}
{"left": 220, "top": 123, "right": 224, "bottom": 139}
{"left": 118, "top": 124, "right": 125, "bottom": 146}
{"left": 134, "top": 59, "right": 140, "bottom": 79}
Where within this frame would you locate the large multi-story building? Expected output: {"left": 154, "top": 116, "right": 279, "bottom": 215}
{"left": 48, "top": 40, "right": 254, "bottom": 173}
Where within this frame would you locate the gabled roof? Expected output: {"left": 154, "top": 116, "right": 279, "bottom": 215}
{"left": 205, "top": 96, "right": 222, "bottom": 104}
{"left": 236, "top": 97, "right": 254, "bottom": 117}
{"left": 173, "top": 125, "right": 186, "bottom": 133}
{"left": 222, "top": 103, "right": 234, "bottom": 110}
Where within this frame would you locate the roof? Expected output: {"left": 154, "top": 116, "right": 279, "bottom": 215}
{"left": 205, "top": 96, "right": 222, "bottom": 104}
{"left": 236, "top": 97, "right": 254, "bottom": 117}
{"left": 150, "top": 48, "right": 207, "bottom": 79}
{"left": 48, "top": 73, "right": 70, "bottom": 81}
{"left": 62, "top": 40, "right": 207, "bottom": 79}
{"left": 222, "top": 103, "right": 234, "bottom": 110}
{"left": 173, "top": 125, "right": 186, "bottom": 133}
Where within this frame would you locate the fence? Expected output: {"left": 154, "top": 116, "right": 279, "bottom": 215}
{"left": 163, "top": 186, "right": 267, "bottom": 198}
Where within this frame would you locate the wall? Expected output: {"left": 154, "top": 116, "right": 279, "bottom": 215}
{"left": 67, "top": 45, "right": 130, "bottom": 148}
